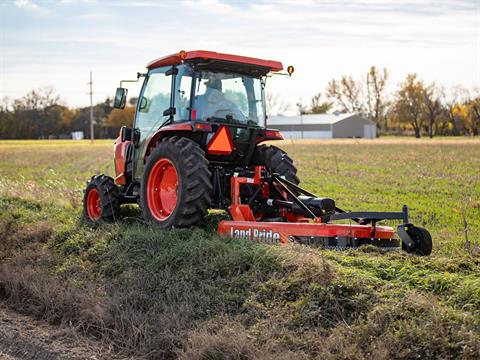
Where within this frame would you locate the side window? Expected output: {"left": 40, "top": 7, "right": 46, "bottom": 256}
{"left": 175, "top": 74, "right": 192, "bottom": 120}
{"left": 136, "top": 67, "right": 171, "bottom": 130}
{"left": 253, "top": 79, "right": 264, "bottom": 126}
{"left": 223, "top": 77, "right": 248, "bottom": 114}
{"left": 196, "top": 79, "right": 208, "bottom": 96}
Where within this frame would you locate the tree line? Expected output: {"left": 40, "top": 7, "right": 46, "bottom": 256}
{"left": 1, "top": 70, "right": 479, "bottom": 139}
{"left": 0, "top": 87, "right": 136, "bottom": 140}
{"left": 270, "top": 67, "right": 480, "bottom": 138}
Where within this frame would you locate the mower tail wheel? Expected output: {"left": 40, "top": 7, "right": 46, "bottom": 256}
{"left": 403, "top": 226, "right": 433, "bottom": 256}
{"left": 253, "top": 145, "right": 300, "bottom": 184}
{"left": 83, "top": 175, "right": 120, "bottom": 222}
{"left": 141, "top": 136, "right": 212, "bottom": 228}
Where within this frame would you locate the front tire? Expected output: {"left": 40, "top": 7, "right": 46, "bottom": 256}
{"left": 83, "top": 175, "right": 120, "bottom": 222}
{"left": 140, "top": 136, "right": 212, "bottom": 228}
{"left": 253, "top": 145, "right": 300, "bottom": 184}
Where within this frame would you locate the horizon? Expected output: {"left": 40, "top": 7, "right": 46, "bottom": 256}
{"left": 1, "top": 0, "right": 479, "bottom": 110}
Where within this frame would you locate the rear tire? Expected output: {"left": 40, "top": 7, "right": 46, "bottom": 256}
{"left": 253, "top": 145, "right": 300, "bottom": 184}
{"left": 141, "top": 136, "right": 212, "bottom": 228}
{"left": 83, "top": 175, "right": 120, "bottom": 222}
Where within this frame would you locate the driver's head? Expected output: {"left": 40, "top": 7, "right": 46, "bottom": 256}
{"left": 205, "top": 77, "right": 222, "bottom": 91}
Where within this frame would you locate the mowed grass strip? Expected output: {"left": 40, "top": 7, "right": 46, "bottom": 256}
{"left": 0, "top": 138, "right": 479, "bottom": 359}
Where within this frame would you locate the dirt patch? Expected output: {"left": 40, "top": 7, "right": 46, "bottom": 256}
{"left": 0, "top": 303, "right": 130, "bottom": 360}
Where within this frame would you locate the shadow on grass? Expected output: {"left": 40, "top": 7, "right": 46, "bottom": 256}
{"left": 77, "top": 203, "right": 229, "bottom": 230}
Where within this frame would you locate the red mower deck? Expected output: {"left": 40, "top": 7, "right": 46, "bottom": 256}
{"left": 219, "top": 220, "right": 397, "bottom": 245}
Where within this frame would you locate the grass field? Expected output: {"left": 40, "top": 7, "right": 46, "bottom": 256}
{"left": 0, "top": 138, "right": 479, "bottom": 359}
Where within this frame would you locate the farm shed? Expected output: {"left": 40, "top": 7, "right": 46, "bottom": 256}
{"left": 267, "top": 113, "right": 377, "bottom": 139}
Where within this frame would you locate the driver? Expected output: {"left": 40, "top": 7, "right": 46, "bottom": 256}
{"left": 194, "top": 75, "right": 246, "bottom": 122}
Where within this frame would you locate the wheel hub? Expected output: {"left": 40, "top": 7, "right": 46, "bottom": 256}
{"left": 86, "top": 188, "right": 101, "bottom": 220}
{"left": 147, "top": 158, "right": 178, "bottom": 221}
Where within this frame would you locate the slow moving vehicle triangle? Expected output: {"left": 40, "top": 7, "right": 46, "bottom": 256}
{"left": 207, "top": 126, "right": 234, "bottom": 155}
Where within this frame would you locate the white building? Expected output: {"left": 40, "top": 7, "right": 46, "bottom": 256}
{"left": 267, "top": 113, "right": 377, "bottom": 139}
{"left": 71, "top": 131, "right": 84, "bottom": 140}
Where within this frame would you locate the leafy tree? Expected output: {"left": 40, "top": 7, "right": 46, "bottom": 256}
{"left": 11, "top": 87, "right": 61, "bottom": 139}
{"left": 391, "top": 74, "right": 425, "bottom": 138}
{"left": 444, "top": 87, "right": 470, "bottom": 136}
{"left": 44, "top": 105, "right": 75, "bottom": 135}
{"left": 59, "top": 106, "right": 75, "bottom": 132}
{"left": 326, "top": 75, "right": 365, "bottom": 113}
{"left": 0, "top": 98, "right": 15, "bottom": 139}
{"left": 450, "top": 95, "right": 480, "bottom": 136}
{"left": 308, "top": 93, "right": 332, "bottom": 114}
{"left": 106, "top": 107, "right": 136, "bottom": 127}
{"left": 466, "top": 97, "right": 480, "bottom": 136}
{"left": 422, "top": 83, "right": 444, "bottom": 138}
{"left": 366, "top": 66, "right": 389, "bottom": 131}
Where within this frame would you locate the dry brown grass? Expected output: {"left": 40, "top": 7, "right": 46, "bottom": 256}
{"left": 178, "top": 320, "right": 258, "bottom": 360}
{"left": 1, "top": 214, "right": 477, "bottom": 359}
{"left": 0, "top": 219, "right": 52, "bottom": 260}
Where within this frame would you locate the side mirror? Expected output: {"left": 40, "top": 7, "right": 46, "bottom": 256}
{"left": 114, "top": 87, "right": 128, "bottom": 109}
{"left": 119, "top": 126, "right": 133, "bottom": 142}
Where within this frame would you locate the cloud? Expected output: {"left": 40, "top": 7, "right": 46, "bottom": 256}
{"left": 59, "top": 0, "right": 96, "bottom": 4}
{"left": 76, "top": 12, "right": 115, "bottom": 21}
{"left": 2, "top": 0, "right": 478, "bottom": 107}
{"left": 182, "top": 0, "right": 235, "bottom": 14}
{"left": 14, "top": 0, "right": 39, "bottom": 10}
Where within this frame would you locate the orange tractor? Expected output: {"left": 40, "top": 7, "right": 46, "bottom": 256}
{"left": 83, "top": 50, "right": 432, "bottom": 255}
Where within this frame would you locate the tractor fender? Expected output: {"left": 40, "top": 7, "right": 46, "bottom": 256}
{"left": 114, "top": 136, "right": 132, "bottom": 185}
{"left": 144, "top": 122, "right": 194, "bottom": 159}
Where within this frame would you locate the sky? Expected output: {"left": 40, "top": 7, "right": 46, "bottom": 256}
{"left": 0, "top": 0, "right": 479, "bottom": 110}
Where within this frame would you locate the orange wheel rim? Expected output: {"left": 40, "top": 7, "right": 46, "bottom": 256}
{"left": 86, "top": 188, "right": 101, "bottom": 220}
{"left": 147, "top": 158, "right": 178, "bottom": 221}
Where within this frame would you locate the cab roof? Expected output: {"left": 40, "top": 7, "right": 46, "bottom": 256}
{"left": 146, "top": 50, "right": 284, "bottom": 74}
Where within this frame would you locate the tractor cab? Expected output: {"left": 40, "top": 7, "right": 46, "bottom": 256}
{"left": 113, "top": 50, "right": 291, "bottom": 187}
{"left": 176, "top": 62, "right": 266, "bottom": 127}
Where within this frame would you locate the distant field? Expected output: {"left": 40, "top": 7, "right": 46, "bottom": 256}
{"left": 0, "top": 138, "right": 479, "bottom": 359}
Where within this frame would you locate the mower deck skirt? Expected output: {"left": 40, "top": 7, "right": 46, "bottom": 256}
{"left": 218, "top": 220, "right": 396, "bottom": 244}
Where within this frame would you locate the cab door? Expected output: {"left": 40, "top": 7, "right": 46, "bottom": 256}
{"left": 133, "top": 66, "right": 173, "bottom": 179}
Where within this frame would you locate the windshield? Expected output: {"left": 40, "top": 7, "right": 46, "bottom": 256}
{"left": 189, "top": 71, "right": 265, "bottom": 127}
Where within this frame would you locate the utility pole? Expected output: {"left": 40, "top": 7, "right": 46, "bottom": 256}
{"left": 88, "top": 71, "right": 94, "bottom": 142}
{"left": 296, "top": 98, "right": 304, "bottom": 139}
{"left": 300, "top": 97, "right": 304, "bottom": 139}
